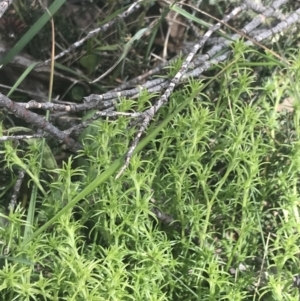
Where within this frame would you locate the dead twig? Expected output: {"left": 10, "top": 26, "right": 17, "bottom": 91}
{"left": 9, "top": 169, "right": 24, "bottom": 212}
{"left": 36, "top": 0, "right": 144, "bottom": 69}
{"left": 0, "top": 93, "right": 82, "bottom": 152}
{"left": 0, "top": 0, "right": 13, "bottom": 18}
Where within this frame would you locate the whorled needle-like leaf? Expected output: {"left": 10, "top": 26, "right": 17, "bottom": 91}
{"left": 21, "top": 83, "right": 201, "bottom": 246}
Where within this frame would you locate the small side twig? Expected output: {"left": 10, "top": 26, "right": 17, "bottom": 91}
{"left": 0, "top": 0, "right": 13, "bottom": 18}
{"left": 0, "top": 134, "right": 44, "bottom": 142}
{"left": 36, "top": 0, "right": 144, "bottom": 69}
{"left": 9, "top": 170, "right": 25, "bottom": 212}
{"left": 151, "top": 203, "right": 200, "bottom": 245}
{"left": 65, "top": 109, "right": 142, "bottom": 137}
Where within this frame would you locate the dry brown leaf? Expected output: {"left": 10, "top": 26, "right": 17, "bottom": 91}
{"left": 158, "top": 0, "right": 188, "bottom": 56}
{"left": 276, "top": 97, "right": 295, "bottom": 112}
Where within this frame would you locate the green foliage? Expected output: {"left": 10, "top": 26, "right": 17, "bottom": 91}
{"left": 1, "top": 43, "right": 300, "bottom": 300}
{"left": 1, "top": 0, "right": 300, "bottom": 299}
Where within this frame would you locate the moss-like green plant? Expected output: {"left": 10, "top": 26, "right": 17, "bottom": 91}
{"left": 1, "top": 3, "right": 300, "bottom": 300}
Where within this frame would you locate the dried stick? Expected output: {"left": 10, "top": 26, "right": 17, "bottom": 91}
{"left": 116, "top": 0, "right": 295, "bottom": 177}
{"left": 0, "top": 134, "right": 44, "bottom": 142}
{"left": 0, "top": 94, "right": 82, "bottom": 152}
{"left": 151, "top": 203, "right": 200, "bottom": 245}
{"left": 0, "top": 0, "right": 13, "bottom": 18}
{"left": 113, "top": 0, "right": 288, "bottom": 93}
{"left": 9, "top": 170, "right": 25, "bottom": 211}
{"left": 36, "top": 0, "right": 144, "bottom": 69}
{"left": 65, "top": 110, "right": 142, "bottom": 137}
